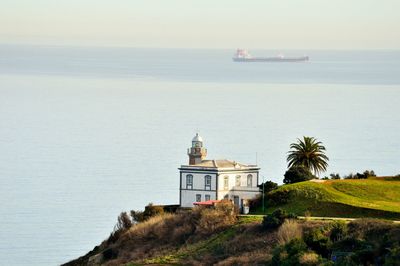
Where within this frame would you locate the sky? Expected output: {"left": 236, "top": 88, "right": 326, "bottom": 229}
{"left": 1, "top": 0, "right": 400, "bottom": 49}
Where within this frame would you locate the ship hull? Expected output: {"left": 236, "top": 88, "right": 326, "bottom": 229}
{"left": 233, "top": 56, "right": 309, "bottom": 62}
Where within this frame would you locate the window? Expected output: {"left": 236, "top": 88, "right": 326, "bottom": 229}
{"left": 186, "top": 174, "right": 193, "bottom": 189}
{"left": 247, "top": 174, "right": 253, "bottom": 187}
{"left": 196, "top": 194, "right": 201, "bottom": 202}
{"left": 235, "top": 175, "right": 241, "bottom": 186}
{"left": 205, "top": 194, "right": 210, "bottom": 201}
{"left": 205, "top": 175, "right": 212, "bottom": 190}
{"left": 224, "top": 176, "right": 229, "bottom": 190}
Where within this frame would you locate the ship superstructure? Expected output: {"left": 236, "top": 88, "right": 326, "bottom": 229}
{"left": 233, "top": 49, "right": 309, "bottom": 62}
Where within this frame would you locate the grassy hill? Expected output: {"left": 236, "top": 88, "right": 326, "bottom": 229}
{"left": 255, "top": 178, "right": 400, "bottom": 219}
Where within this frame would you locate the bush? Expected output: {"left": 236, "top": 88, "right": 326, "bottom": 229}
{"left": 363, "top": 170, "right": 376, "bottom": 177}
{"left": 130, "top": 210, "right": 144, "bottom": 223}
{"left": 330, "top": 173, "right": 341, "bottom": 180}
{"left": 116, "top": 212, "right": 133, "bottom": 231}
{"left": 343, "top": 170, "right": 376, "bottom": 179}
{"left": 384, "top": 246, "right": 400, "bottom": 265}
{"left": 262, "top": 208, "right": 294, "bottom": 230}
{"left": 347, "top": 219, "right": 393, "bottom": 240}
{"left": 304, "top": 227, "right": 332, "bottom": 258}
{"left": 248, "top": 194, "right": 262, "bottom": 209}
{"left": 299, "top": 252, "right": 320, "bottom": 265}
{"left": 271, "top": 238, "right": 309, "bottom": 265}
{"left": 329, "top": 221, "right": 347, "bottom": 242}
{"left": 131, "top": 203, "right": 165, "bottom": 223}
{"left": 143, "top": 203, "right": 164, "bottom": 219}
{"left": 283, "top": 166, "right": 315, "bottom": 184}
{"left": 107, "top": 212, "right": 133, "bottom": 244}
{"left": 391, "top": 175, "right": 400, "bottom": 181}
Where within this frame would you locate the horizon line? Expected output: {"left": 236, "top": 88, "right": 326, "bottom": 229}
{"left": 1, "top": 42, "right": 399, "bottom": 51}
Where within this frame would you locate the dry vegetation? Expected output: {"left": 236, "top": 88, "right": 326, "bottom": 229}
{"left": 64, "top": 202, "right": 400, "bottom": 266}
{"left": 277, "top": 219, "right": 302, "bottom": 245}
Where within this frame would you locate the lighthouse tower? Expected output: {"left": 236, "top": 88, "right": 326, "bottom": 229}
{"left": 188, "top": 133, "right": 207, "bottom": 165}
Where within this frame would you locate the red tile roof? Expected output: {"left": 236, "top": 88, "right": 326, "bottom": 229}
{"left": 193, "top": 200, "right": 221, "bottom": 206}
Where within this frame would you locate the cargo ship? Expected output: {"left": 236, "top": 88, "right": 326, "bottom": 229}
{"left": 232, "top": 49, "right": 309, "bottom": 62}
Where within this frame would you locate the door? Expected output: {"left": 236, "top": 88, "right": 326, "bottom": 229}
{"left": 233, "top": 196, "right": 240, "bottom": 208}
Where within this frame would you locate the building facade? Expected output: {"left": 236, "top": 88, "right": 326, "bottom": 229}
{"left": 179, "top": 134, "right": 260, "bottom": 209}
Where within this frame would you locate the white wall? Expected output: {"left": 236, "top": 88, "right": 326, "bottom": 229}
{"left": 180, "top": 170, "right": 260, "bottom": 209}
{"left": 181, "top": 172, "right": 217, "bottom": 190}
{"left": 180, "top": 190, "right": 216, "bottom": 208}
{"left": 180, "top": 171, "right": 217, "bottom": 207}
{"left": 217, "top": 172, "right": 258, "bottom": 191}
{"left": 216, "top": 171, "right": 260, "bottom": 210}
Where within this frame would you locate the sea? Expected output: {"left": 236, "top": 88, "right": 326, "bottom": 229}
{"left": 0, "top": 44, "right": 399, "bottom": 265}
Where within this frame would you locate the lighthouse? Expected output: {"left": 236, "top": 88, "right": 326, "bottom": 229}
{"left": 179, "top": 134, "right": 260, "bottom": 209}
{"left": 187, "top": 133, "right": 207, "bottom": 165}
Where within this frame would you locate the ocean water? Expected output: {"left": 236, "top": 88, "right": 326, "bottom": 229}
{"left": 0, "top": 45, "right": 399, "bottom": 265}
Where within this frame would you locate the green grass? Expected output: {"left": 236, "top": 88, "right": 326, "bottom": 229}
{"left": 254, "top": 179, "right": 400, "bottom": 219}
{"left": 237, "top": 215, "right": 263, "bottom": 224}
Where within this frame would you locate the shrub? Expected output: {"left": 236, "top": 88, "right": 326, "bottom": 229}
{"left": 107, "top": 212, "right": 134, "bottom": 244}
{"left": 286, "top": 238, "right": 308, "bottom": 256}
{"left": 143, "top": 203, "right": 164, "bottom": 219}
{"left": 283, "top": 166, "right": 315, "bottom": 184}
{"left": 331, "top": 237, "right": 370, "bottom": 253}
{"left": 299, "top": 251, "right": 320, "bottom": 265}
{"left": 304, "top": 227, "right": 332, "bottom": 258}
{"left": 330, "top": 173, "right": 341, "bottom": 180}
{"left": 384, "top": 246, "right": 400, "bottom": 265}
{"left": 272, "top": 238, "right": 308, "bottom": 265}
{"left": 130, "top": 210, "right": 144, "bottom": 223}
{"left": 344, "top": 170, "right": 376, "bottom": 179}
{"left": 391, "top": 175, "right": 400, "bottom": 181}
{"left": 347, "top": 219, "right": 393, "bottom": 240}
{"left": 363, "top": 170, "right": 376, "bottom": 177}
{"left": 329, "top": 221, "right": 347, "bottom": 242}
{"left": 262, "top": 209, "right": 288, "bottom": 229}
{"left": 248, "top": 194, "right": 262, "bottom": 209}
{"left": 130, "top": 203, "right": 165, "bottom": 223}
{"left": 344, "top": 173, "right": 356, "bottom": 179}
{"left": 116, "top": 212, "right": 133, "bottom": 231}
{"left": 277, "top": 219, "right": 302, "bottom": 245}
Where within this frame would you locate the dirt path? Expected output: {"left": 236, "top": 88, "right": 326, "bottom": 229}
{"left": 239, "top": 214, "right": 400, "bottom": 223}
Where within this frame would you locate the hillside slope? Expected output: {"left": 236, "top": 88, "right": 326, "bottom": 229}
{"left": 259, "top": 178, "right": 400, "bottom": 219}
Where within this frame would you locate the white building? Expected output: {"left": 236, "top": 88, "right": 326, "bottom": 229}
{"left": 179, "top": 133, "right": 260, "bottom": 209}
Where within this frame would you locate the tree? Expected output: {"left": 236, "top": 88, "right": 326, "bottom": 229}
{"left": 287, "top": 136, "right": 329, "bottom": 176}
{"left": 330, "top": 173, "right": 341, "bottom": 180}
{"left": 283, "top": 165, "right": 315, "bottom": 184}
{"left": 258, "top": 180, "right": 278, "bottom": 193}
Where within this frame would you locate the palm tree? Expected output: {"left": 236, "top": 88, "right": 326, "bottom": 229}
{"left": 287, "top": 136, "right": 329, "bottom": 176}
